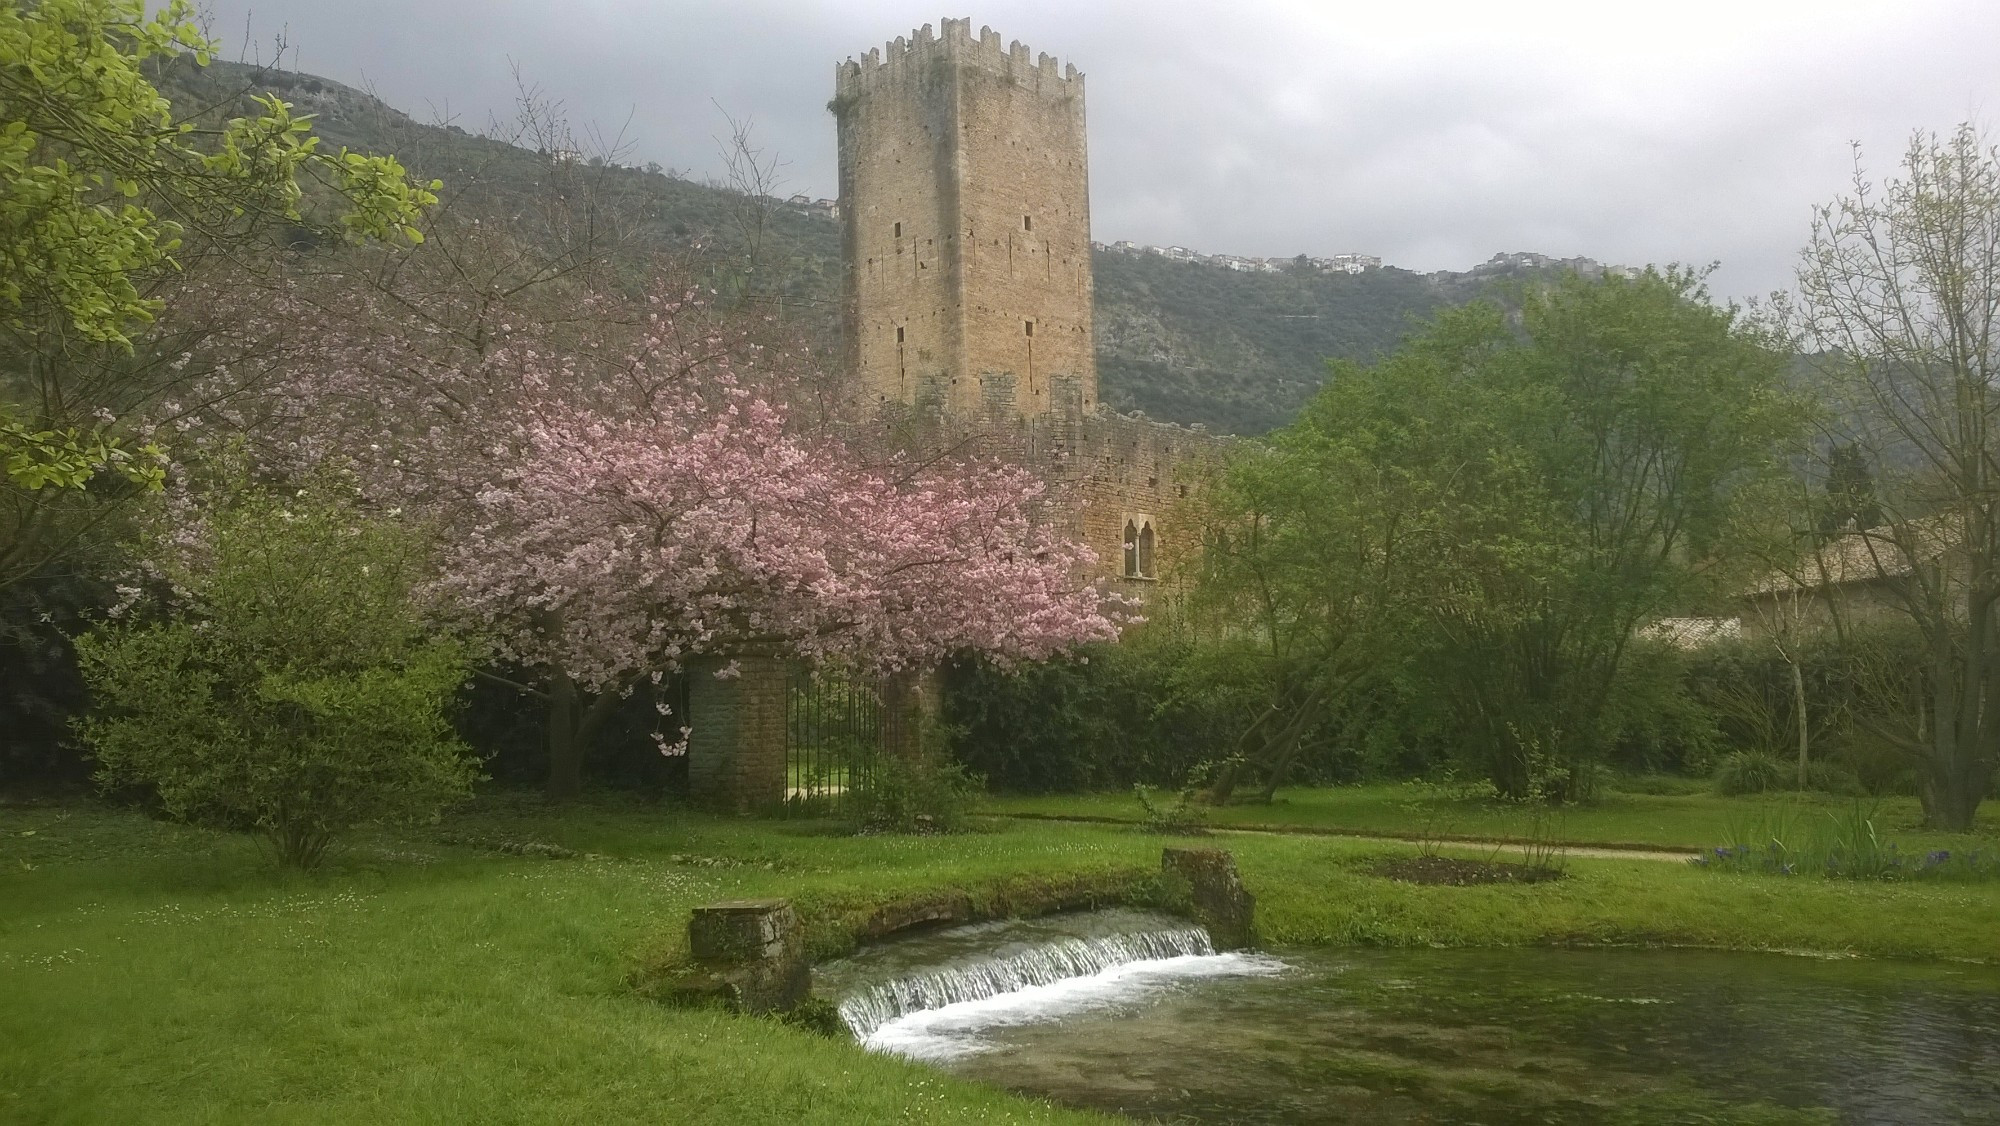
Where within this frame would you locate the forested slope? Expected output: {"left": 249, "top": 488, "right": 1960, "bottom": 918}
{"left": 190, "top": 61, "right": 1599, "bottom": 435}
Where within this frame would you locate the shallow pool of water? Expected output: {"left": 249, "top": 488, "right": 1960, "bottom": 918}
{"left": 823, "top": 918, "right": 2000, "bottom": 1124}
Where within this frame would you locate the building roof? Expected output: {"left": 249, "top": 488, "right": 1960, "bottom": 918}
{"left": 1744, "top": 517, "right": 1952, "bottom": 595}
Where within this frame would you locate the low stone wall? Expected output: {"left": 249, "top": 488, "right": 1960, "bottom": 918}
{"left": 644, "top": 849, "right": 1258, "bottom": 1017}
{"left": 1160, "top": 847, "right": 1256, "bottom": 951}
{"left": 665, "top": 898, "right": 811, "bottom": 1015}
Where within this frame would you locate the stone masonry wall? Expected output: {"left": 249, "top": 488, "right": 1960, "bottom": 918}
{"left": 685, "top": 655, "right": 789, "bottom": 812}
{"left": 835, "top": 19, "right": 1220, "bottom": 587}
{"left": 836, "top": 19, "right": 1096, "bottom": 419}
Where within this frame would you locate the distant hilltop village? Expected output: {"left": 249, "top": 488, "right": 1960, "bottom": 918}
{"left": 1099, "top": 242, "right": 1380, "bottom": 274}
{"left": 777, "top": 192, "right": 1637, "bottom": 284}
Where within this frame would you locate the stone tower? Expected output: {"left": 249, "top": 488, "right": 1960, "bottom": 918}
{"left": 833, "top": 19, "right": 1096, "bottom": 419}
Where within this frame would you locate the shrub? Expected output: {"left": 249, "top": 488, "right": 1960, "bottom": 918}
{"left": 75, "top": 475, "right": 477, "bottom": 868}
{"left": 1607, "top": 772, "right": 1711, "bottom": 796}
{"left": 944, "top": 631, "right": 1370, "bottom": 795}
{"left": 1132, "top": 779, "right": 1211, "bottom": 835}
{"left": 1803, "top": 759, "right": 1864, "bottom": 796}
{"left": 850, "top": 720, "right": 983, "bottom": 834}
{"left": 1712, "top": 751, "right": 1787, "bottom": 796}
{"left": 1397, "top": 770, "right": 1496, "bottom": 857}
{"left": 1829, "top": 729, "right": 1919, "bottom": 797}
{"left": 942, "top": 642, "right": 1218, "bottom": 793}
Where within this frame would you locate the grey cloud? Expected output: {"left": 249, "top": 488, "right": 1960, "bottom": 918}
{"left": 210, "top": 1, "right": 2000, "bottom": 303}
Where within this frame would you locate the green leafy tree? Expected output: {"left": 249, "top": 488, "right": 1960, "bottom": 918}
{"left": 1789, "top": 123, "right": 2000, "bottom": 829}
{"left": 1188, "top": 367, "right": 1454, "bottom": 801}
{"left": 0, "top": 0, "right": 437, "bottom": 545}
{"left": 75, "top": 475, "right": 475, "bottom": 868}
{"left": 1219, "top": 270, "right": 1801, "bottom": 798}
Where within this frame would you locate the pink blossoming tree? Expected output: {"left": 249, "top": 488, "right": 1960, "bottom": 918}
{"left": 187, "top": 273, "right": 1119, "bottom": 797}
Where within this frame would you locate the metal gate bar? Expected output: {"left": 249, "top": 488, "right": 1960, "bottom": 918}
{"left": 784, "top": 665, "right": 885, "bottom": 815}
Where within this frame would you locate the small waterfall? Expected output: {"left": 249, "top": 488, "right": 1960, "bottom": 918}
{"left": 837, "top": 924, "right": 1216, "bottom": 1039}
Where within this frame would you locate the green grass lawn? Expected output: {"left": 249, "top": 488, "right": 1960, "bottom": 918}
{"left": 986, "top": 781, "right": 2000, "bottom": 854}
{"left": 4, "top": 792, "right": 1998, "bottom": 1124}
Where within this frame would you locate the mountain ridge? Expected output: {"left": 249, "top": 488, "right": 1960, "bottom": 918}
{"left": 190, "top": 59, "right": 1634, "bottom": 436}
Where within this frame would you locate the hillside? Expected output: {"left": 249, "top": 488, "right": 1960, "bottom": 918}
{"left": 180, "top": 61, "right": 1622, "bottom": 436}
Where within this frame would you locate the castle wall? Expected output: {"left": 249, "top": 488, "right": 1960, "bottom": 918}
{"left": 835, "top": 26, "right": 960, "bottom": 409}
{"left": 835, "top": 19, "right": 1096, "bottom": 418}
{"left": 836, "top": 20, "right": 1218, "bottom": 587}
{"left": 1036, "top": 410, "right": 1224, "bottom": 586}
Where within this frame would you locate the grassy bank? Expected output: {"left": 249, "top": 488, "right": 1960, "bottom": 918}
{"left": 986, "top": 782, "right": 2000, "bottom": 854}
{"left": 4, "top": 794, "right": 1999, "bottom": 1123}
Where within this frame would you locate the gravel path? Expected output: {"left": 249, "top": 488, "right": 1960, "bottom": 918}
{"left": 997, "top": 812, "right": 1699, "bottom": 863}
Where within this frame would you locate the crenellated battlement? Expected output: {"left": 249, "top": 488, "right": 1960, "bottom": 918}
{"left": 835, "top": 18, "right": 1218, "bottom": 587}
{"left": 837, "top": 16, "right": 1095, "bottom": 422}
{"left": 833, "top": 17, "right": 1084, "bottom": 103}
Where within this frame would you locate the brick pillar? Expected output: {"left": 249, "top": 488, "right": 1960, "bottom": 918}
{"left": 686, "top": 654, "right": 789, "bottom": 812}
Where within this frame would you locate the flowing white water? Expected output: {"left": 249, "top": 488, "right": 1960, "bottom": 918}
{"left": 830, "top": 920, "right": 1287, "bottom": 1060}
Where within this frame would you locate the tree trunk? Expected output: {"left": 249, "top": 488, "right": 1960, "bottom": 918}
{"left": 1204, "top": 756, "right": 1246, "bottom": 807}
{"left": 547, "top": 673, "right": 583, "bottom": 801}
{"left": 1791, "top": 660, "right": 1810, "bottom": 790}
{"left": 881, "top": 667, "right": 940, "bottom": 763}
{"left": 1920, "top": 748, "right": 1989, "bottom": 831}
{"left": 545, "top": 672, "right": 624, "bottom": 802}
{"left": 1205, "top": 703, "right": 1281, "bottom": 806}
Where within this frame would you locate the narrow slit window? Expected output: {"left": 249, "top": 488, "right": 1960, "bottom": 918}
{"left": 895, "top": 326, "right": 905, "bottom": 343}
{"left": 1023, "top": 214, "right": 1032, "bottom": 231}
{"left": 1137, "top": 521, "right": 1156, "bottom": 579}
{"left": 1122, "top": 521, "right": 1139, "bottom": 578}
{"left": 893, "top": 221, "right": 902, "bottom": 237}
{"left": 1024, "top": 320, "right": 1034, "bottom": 337}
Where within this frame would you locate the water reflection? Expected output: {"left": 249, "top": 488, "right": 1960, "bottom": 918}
{"left": 914, "top": 944, "right": 2000, "bottom": 1124}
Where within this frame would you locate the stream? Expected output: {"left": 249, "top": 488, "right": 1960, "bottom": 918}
{"left": 814, "top": 910, "right": 2000, "bottom": 1124}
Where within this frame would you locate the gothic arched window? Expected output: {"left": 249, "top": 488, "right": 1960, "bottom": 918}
{"left": 1137, "top": 521, "right": 1156, "bottom": 578}
{"left": 1122, "top": 520, "right": 1139, "bottom": 578}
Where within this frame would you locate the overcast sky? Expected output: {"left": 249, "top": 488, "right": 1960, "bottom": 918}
{"left": 206, "top": 0, "right": 1998, "bottom": 303}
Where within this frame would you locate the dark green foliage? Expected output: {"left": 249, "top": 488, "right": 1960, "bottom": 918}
{"left": 1601, "top": 642, "right": 1723, "bottom": 778}
{"left": 1683, "top": 626, "right": 1926, "bottom": 797}
{"left": 74, "top": 477, "right": 477, "bottom": 867}
{"left": 1833, "top": 729, "right": 1918, "bottom": 798}
{"left": 1818, "top": 443, "right": 1882, "bottom": 532}
{"left": 1713, "top": 752, "right": 1789, "bottom": 796}
{"left": 943, "top": 646, "right": 1195, "bottom": 792}
{"left": 850, "top": 737, "right": 984, "bottom": 835}
{"left": 1804, "top": 760, "right": 1865, "bottom": 796}
{"left": 0, "top": 573, "right": 111, "bottom": 786}
{"left": 455, "top": 667, "right": 690, "bottom": 796}
{"left": 944, "top": 639, "right": 1376, "bottom": 796}
{"left": 1711, "top": 752, "right": 1860, "bottom": 798}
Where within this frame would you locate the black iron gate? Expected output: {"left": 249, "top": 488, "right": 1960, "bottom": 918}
{"left": 784, "top": 665, "right": 885, "bottom": 814}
